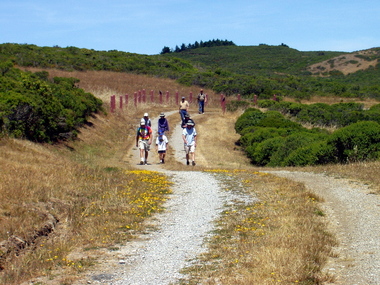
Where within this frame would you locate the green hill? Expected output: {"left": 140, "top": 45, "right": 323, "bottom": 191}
{"left": 163, "top": 44, "right": 345, "bottom": 76}
{"left": 2, "top": 42, "right": 380, "bottom": 101}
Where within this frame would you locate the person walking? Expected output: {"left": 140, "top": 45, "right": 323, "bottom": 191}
{"left": 182, "top": 120, "right": 197, "bottom": 166}
{"left": 181, "top": 114, "right": 195, "bottom": 128}
{"left": 136, "top": 118, "right": 153, "bottom": 165}
{"left": 156, "top": 129, "right": 169, "bottom": 164}
{"left": 158, "top": 112, "right": 169, "bottom": 133}
{"left": 179, "top": 96, "right": 189, "bottom": 125}
{"left": 142, "top": 113, "right": 151, "bottom": 127}
{"left": 197, "top": 89, "right": 206, "bottom": 114}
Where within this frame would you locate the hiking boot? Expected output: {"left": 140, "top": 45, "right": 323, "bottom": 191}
{"left": 186, "top": 160, "right": 190, "bottom": 165}
{"left": 192, "top": 161, "right": 196, "bottom": 166}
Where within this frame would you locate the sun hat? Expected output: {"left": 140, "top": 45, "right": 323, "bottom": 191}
{"left": 140, "top": 118, "right": 146, "bottom": 125}
{"left": 143, "top": 113, "right": 149, "bottom": 117}
{"left": 182, "top": 96, "right": 185, "bottom": 99}
{"left": 160, "top": 112, "right": 165, "bottom": 117}
{"left": 158, "top": 129, "right": 164, "bottom": 135}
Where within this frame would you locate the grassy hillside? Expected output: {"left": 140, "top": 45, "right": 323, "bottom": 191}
{"left": 163, "top": 44, "right": 346, "bottom": 76}
{"left": 3, "top": 43, "right": 380, "bottom": 101}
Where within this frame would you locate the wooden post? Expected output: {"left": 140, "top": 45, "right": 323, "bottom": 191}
{"left": 221, "top": 94, "right": 226, "bottom": 114}
{"left": 175, "top": 91, "right": 179, "bottom": 106}
{"left": 119, "top": 95, "right": 123, "bottom": 110}
{"left": 110, "top": 95, "right": 116, "bottom": 112}
{"left": 134, "top": 92, "right": 137, "bottom": 106}
{"left": 150, "top": 90, "right": 154, "bottom": 103}
{"left": 237, "top": 94, "right": 241, "bottom": 101}
{"left": 159, "top": 91, "right": 163, "bottom": 104}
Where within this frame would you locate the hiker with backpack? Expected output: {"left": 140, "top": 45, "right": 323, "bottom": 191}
{"left": 197, "top": 89, "right": 206, "bottom": 114}
{"left": 136, "top": 118, "right": 153, "bottom": 165}
{"left": 142, "top": 112, "right": 152, "bottom": 127}
{"left": 182, "top": 120, "right": 197, "bottom": 166}
{"left": 179, "top": 96, "right": 189, "bottom": 125}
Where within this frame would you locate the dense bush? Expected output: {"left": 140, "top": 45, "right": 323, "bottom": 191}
{"left": 235, "top": 106, "right": 380, "bottom": 166}
{"left": 235, "top": 108, "right": 302, "bottom": 135}
{"left": 0, "top": 65, "right": 102, "bottom": 142}
{"left": 327, "top": 121, "right": 380, "bottom": 163}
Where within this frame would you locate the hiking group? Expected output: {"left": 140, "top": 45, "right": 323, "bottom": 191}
{"left": 136, "top": 90, "right": 205, "bottom": 166}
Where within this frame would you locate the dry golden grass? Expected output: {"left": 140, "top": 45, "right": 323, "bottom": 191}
{"left": 2, "top": 69, "right": 379, "bottom": 284}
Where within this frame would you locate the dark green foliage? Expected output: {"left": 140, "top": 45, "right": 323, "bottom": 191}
{"left": 235, "top": 105, "right": 380, "bottom": 166}
{"left": 327, "top": 121, "right": 380, "bottom": 163}
{"left": 161, "top": 39, "right": 236, "bottom": 54}
{"left": 268, "top": 132, "right": 328, "bottom": 166}
{"left": 0, "top": 64, "right": 102, "bottom": 142}
{"left": 235, "top": 108, "right": 302, "bottom": 135}
{"left": 234, "top": 108, "right": 266, "bottom": 134}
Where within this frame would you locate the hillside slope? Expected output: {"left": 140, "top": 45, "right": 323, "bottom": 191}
{"left": 308, "top": 48, "right": 380, "bottom": 75}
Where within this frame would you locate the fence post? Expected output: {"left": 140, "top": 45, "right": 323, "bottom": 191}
{"left": 134, "top": 92, "right": 137, "bottom": 107}
{"left": 159, "top": 91, "right": 163, "bottom": 104}
{"left": 110, "top": 95, "right": 116, "bottom": 113}
{"left": 138, "top": 90, "right": 142, "bottom": 103}
{"left": 119, "top": 95, "right": 123, "bottom": 110}
{"left": 150, "top": 90, "right": 154, "bottom": 103}
{"left": 221, "top": 94, "right": 226, "bottom": 114}
{"left": 237, "top": 94, "right": 241, "bottom": 101}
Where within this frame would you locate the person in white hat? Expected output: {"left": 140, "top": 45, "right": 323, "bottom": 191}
{"left": 142, "top": 112, "right": 151, "bottom": 127}
{"left": 182, "top": 120, "right": 197, "bottom": 166}
{"left": 136, "top": 118, "right": 153, "bottom": 165}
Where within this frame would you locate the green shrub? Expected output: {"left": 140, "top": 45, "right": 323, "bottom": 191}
{"left": 0, "top": 66, "right": 102, "bottom": 142}
{"left": 327, "top": 121, "right": 380, "bottom": 163}
{"left": 268, "top": 132, "right": 327, "bottom": 166}
{"left": 247, "top": 136, "right": 284, "bottom": 166}
{"left": 284, "top": 140, "right": 334, "bottom": 166}
{"left": 234, "top": 108, "right": 266, "bottom": 134}
{"left": 255, "top": 111, "right": 303, "bottom": 129}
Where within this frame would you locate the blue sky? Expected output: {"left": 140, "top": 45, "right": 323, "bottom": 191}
{"left": 1, "top": 0, "right": 380, "bottom": 55}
